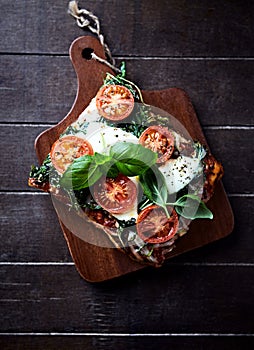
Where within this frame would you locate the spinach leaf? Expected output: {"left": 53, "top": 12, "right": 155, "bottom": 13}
{"left": 29, "top": 154, "right": 51, "bottom": 184}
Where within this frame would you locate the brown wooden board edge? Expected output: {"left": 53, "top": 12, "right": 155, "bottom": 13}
{"left": 34, "top": 36, "right": 234, "bottom": 282}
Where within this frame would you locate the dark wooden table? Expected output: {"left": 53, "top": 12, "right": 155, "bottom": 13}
{"left": 1, "top": 1, "right": 253, "bottom": 349}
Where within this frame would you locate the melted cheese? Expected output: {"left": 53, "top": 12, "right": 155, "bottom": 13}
{"left": 86, "top": 125, "right": 138, "bottom": 154}
{"left": 65, "top": 96, "right": 204, "bottom": 221}
{"left": 69, "top": 97, "right": 138, "bottom": 154}
{"left": 78, "top": 97, "right": 100, "bottom": 123}
{"left": 66, "top": 97, "right": 139, "bottom": 222}
{"left": 159, "top": 155, "right": 203, "bottom": 194}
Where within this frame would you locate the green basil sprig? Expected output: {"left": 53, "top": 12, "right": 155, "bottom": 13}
{"left": 139, "top": 167, "right": 213, "bottom": 220}
{"left": 60, "top": 155, "right": 101, "bottom": 190}
{"left": 110, "top": 142, "right": 157, "bottom": 176}
{"left": 139, "top": 166, "right": 169, "bottom": 216}
{"left": 172, "top": 194, "right": 213, "bottom": 220}
{"left": 60, "top": 142, "right": 157, "bottom": 190}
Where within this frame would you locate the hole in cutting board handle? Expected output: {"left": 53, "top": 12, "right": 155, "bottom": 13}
{"left": 82, "top": 47, "right": 94, "bottom": 60}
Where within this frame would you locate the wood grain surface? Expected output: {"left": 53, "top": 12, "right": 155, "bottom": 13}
{"left": 0, "top": 0, "right": 253, "bottom": 348}
{"left": 32, "top": 36, "right": 233, "bottom": 282}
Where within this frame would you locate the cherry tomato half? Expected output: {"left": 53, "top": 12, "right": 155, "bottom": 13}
{"left": 93, "top": 174, "right": 137, "bottom": 214}
{"left": 96, "top": 84, "right": 134, "bottom": 121}
{"left": 139, "top": 125, "right": 174, "bottom": 163}
{"left": 50, "top": 135, "right": 94, "bottom": 173}
{"left": 137, "top": 205, "right": 178, "bottom": 244}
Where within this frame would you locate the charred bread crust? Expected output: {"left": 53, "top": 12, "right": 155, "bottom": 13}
{"left": 28, "top": 151, "right": 224, "bottom": 267}
{"left": 28, "top": 178, "right": 50, "bottom": 192}
{"left": 202, "top": 153, "right": 224, "bottom": 202}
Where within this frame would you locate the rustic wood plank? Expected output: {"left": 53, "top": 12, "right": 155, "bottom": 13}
{"left": 0, "top": 194, "right": 69, "bottom": 262}
{"left": 0, "top": 125, "right": 47, "bottom": 191}
{"left": 0, "top": 265, "right": 254, "bottom": 333}
{"left": 173, "top": 196, "right": 253, "bottom": 264}
{"left": 0, "top": 125, "right": 252, "bottom": 194}
{"left": 0, "top": 56, "right": 76, "bottom": 124}
{"left": 126, "top": 59, "right": 254, "bottom": 127}
{"left": 1, "top": 55, "right": 253, "bottom": 125}
{"left": 2, "top": 37, "right": 236, "bottom": 282}
{"left": 1, "top": 1, "right": 253, "bottom": 56}
{"left": 1, "top": 335, "right": 254, "bottom": 350}
{"left": 0, "top": 194, "right": 252, "bottom": 264}
{"left": 204, "top": 129, "right": 253, "bottom": 195}
{"left": 1, "top": 0, "right": 252, "bottom": 344}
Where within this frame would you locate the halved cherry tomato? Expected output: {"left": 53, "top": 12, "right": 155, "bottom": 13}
{"left": 139, "top": 125, "right": 174, "bottom": 163}
{"left": 137, "top": 205, "right": 178, "bottom": 244}
{"left": 93, "top": 174, "right": 137, "bottom": 214}
{"left": 96, "top": 84, "right": 134, "bottom": 121}
{"left": 50, "top": 135, "right": 94, "bottom": 173}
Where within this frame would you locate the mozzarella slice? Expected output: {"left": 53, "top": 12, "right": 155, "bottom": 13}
{"left": 86, "top": 125, "right": 138, "bottom": 154}
{"left": 159, "top": 155, "right": 203, "bottom": 194}
{"left": 77, "top": 97, "right": 100, "bottom": 123}
{"left": 63, "top": 94, "right": 204, "bottom": 220}
{"left": 69, "top": 97, "right": 138, "bottom": 153}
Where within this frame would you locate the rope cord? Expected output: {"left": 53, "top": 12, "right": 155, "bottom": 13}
{"left": 68, "top": 1, "right": 121, "bottom": 73}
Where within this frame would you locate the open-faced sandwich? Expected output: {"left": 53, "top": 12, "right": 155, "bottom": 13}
{"left": 29, "top": 69, "right": 223, "bottom": 267}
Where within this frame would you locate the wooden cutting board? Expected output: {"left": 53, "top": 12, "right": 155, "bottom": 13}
{"left": 35, "top": 36, "right": 234, "bottom": 282}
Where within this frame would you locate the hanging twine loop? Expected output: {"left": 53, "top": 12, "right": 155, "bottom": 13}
{"left": 68, "top": 1, "right": 121, "bottom": 73}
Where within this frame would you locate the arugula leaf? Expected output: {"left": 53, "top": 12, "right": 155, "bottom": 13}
{"left": 110, "top": 142, "right": 157, "bottom": 176}
{"left": 173, "top": 194, "right": 213, "bottom": 220}
{"left": 103, "top": 69, "right": 141, "bottom": 101}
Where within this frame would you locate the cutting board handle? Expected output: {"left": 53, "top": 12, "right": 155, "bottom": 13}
{"left": 69, "top": 36, "right": 114, "bottom": 117}
{"left": 35, "top": 36, "right": 113, "bottom": 162}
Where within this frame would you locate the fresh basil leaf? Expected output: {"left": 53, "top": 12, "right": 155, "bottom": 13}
{"left": 110, "top": 142, "right": 157, "bottom": 176}
{"left": 97, "top": 161, "right": 119, "bottom": 178}
{"left": 174, "top": 194, "right": 201, "bottom": 207}
{"left": 93, "top": 152, "right": 112, "bottom": 165}
{"left": 111, "top": 142, "right": 157, "bottom": 165}
{"left": 139, "top": 166, "right": 168, "bottom": 207}
{"left": 105, "top": 164, "right": 119, "bottom": 178}
{"left": 93, "top": 153, "right": 119, "bottom": 178}
{"left": 60, "top": 155, "right": 102, "bottom": 190}
{"left": 87, "top": 162, "right": 104, "bottom": 187}
{"left": 114, "top": 159, "right": 146, "bottom": 176}
{"left": 195, "top": 201, "right": 213, "bottom": 219}
{"left": 174, "top": 194, "right": 213, "bottom": 220}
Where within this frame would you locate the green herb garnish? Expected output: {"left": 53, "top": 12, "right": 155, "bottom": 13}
{"left": 103, "top": 62, "right": 143, "bottom": 102}
{"left": 60, "top": 142, "right": 158, "bottom": 190}
{"left": 139, "top": 166, "right": 213, "bottom": 220}
{"left": 109, "top": 142, "right": 157, "bottom": 176}
{"left": 172, "top": 194, "right": 213, "bottom": 220}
